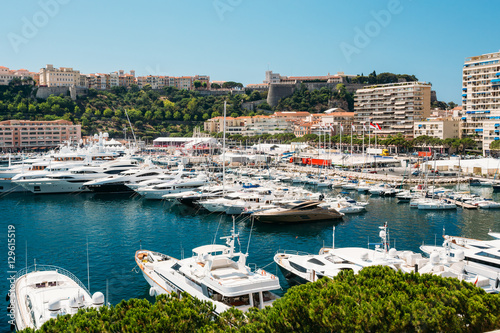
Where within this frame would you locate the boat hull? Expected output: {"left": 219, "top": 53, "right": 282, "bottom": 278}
{"left": 254, "top": 209, "right": 343, "bottom": 224}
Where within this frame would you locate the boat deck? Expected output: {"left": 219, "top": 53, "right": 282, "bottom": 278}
{"left": 443, "top": 198, "right": 478, "bottom": 209}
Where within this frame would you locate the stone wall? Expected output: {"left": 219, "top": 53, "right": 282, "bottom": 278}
{"left": 36, "top": 86, "right": 88, "bottom": 100}
{"left": 267, "top": 82, "right": 365, "bottom": 107}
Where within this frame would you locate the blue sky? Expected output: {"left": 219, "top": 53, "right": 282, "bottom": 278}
{"left": 1, "top": 0, "right": 499, "bottom": 103}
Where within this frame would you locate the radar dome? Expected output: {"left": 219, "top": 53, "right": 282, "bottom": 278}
{"left": 92, "top": 292, "right": 105, "bottom": 306}
{"left": 455, "top": 250, "right": 465, "bottom": 261}
{"left": 430, "top": 252, "right": 440, "bottom": 265}
{"left": 48, "top": 299, "right": 61, "bottom": 311}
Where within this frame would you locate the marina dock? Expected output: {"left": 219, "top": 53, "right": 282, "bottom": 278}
{"left": 443, "top": 198, "right": 478, "bottom": 209}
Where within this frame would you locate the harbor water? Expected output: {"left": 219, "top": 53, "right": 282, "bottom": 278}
{"left": 2, "top": 185, "right": 499, "bottom": 331}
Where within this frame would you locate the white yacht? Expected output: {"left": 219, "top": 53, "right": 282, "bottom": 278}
{"left": 83, "top": 163, "right": 163, "bottom": 193}
{"left": 135, "top": 221, "right": 280, "bottom": 315}
{"left": 417, "top": 199, "right": 456, "bottom": 210}
{"left": 13, "top": 159, "right": 140, "bottom": 194}
{"left": 136, "top": 174, "right": 209, "bottom": 200}
{"left": 11, "top": 264, "right": 104, "bottom": 331}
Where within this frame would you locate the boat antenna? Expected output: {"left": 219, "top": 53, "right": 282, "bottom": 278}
{"left": 222, "top": 100, "right": 227, "bottom": 195}
{"left": 124, "top": 109, "right": 137, "bottom": 147}
{"left": 106, "top": 279, "right": 109, "bottom": 307}
{"left": 332, "top": 225, "right": 335, "bottom": 249}
{"left": 246, "top": 216, "right": 255, "bottom": 255}
{"left": 87, "top": 237, "right": 90, "bottom": 292}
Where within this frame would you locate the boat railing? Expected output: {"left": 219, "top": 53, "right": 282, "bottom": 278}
{"left": 279, "top": 249, "right": 312, "bottom": 256}
{"left": 14, "top": 264, "right": 91, "bottom": 295}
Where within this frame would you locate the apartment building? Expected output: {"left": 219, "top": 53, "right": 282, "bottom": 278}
{"left": 462, "top": 51, "right": 500, "bottom": 154}
{"left": 413, "top": 118, "right": 460, "bottom": 140}
{"left": 0, "top": 66, "right": 38, "bottom": 85}
{"left": 204, "top": 115, "right": 291, "bottom": 136}
{"left": 0, "top": 120, "right": 81, "bottom": 151}
{"left": 39, "top": 64, "right": 80, "bottom": 87}
{"left": 263, "top": 70, "right": 354, "bottom": 85}
{"left": 354, "top": 81, "right": 432, "bottom": 138}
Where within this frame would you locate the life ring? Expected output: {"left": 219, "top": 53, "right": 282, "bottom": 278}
{"left": 261, "top": 270, "right": 266, "bottom": 276}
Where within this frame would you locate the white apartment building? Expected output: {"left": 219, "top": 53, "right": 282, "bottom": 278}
{"left": 355, "top": 81, "right": 432, "bottom": 138}
{"left": 0, "top": 66, "right": 37, "bottom": 85}
{"left": 462, "top": 51, "right": 500, "bottom": 155}
{"left": 39, "top": 64, "right": 80, "bottom": 87}
{"left": 204, "top": 115, "right": 291, "bottom": 136}
{"left": 413, "top": 118, "right": 460, "bottom": 140}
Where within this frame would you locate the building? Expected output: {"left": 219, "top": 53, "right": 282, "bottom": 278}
{"left": 204, "top": 115, "right": 291, "bottom": 136}
{"left": 0, "top": 66, "right": 37, "bottom": 85}
{"left": 262, "top": 70, "right": 355, "bottom": 85}
{"left": 354, "top": 81, "right": 432, "bottom": 138}
{"left": 39, "top": 64, "right": 81, "bottom": 87}
{"left": 413, "top": 118, "right": 461, "bottom": 140}
{"left": 462, "top": 51, "right": 500, "bottom": 155}
{"left": 0, "top": 120, "right": 81, "bottom": 151}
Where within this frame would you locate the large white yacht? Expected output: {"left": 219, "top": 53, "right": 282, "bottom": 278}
{"left": 11, "top": 264, "right": 104, "bottom": 331}
{"left": 13, "top": 159, "right": 140, "bottom": 194}
{"left": 83, "top": 161, "right": 163, "bottom": 193}
{"left": 135, "top": 221, "right": 280, "bottom": 315}
{"left": 135, "top": 174, "right": 209, "bottom": 200}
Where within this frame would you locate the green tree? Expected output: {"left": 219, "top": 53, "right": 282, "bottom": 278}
{"left": 193, "top": 80, "right": 202, "bottom": 89}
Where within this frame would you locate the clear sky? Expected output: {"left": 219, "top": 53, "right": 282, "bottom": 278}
{"left": 1, "top": 0, "right": 499, "bottom": 103}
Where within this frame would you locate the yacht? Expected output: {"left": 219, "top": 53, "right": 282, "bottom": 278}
{"left": 420, "top": 237, "right": 500, "bottom": 289}
{"left": 135, "top": 174, "right": 209, "bottom": 200}
{"left": 417, "top": 199, "right": 456, "bottom": 210}
{"left": 13, "top": 159, "right": 140, "bottom": 194}
{"left": 83, "top": 164, "right": 163, "bottom": 193}
{"left": 11, "top": 264, "right": 104, "bottom": 331}
{"left": 252, "top": 200, "right": 343, "bottom": 224}
{"left": 135, "top": 221, "right": 280, "bottom": 315}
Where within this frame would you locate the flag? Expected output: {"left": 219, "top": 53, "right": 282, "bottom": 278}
{"left": 329, "top": 125, "right": 334, "bottom": 132}
{"left": 369, "top": 122, "right": 377, "bottom": 130}
{"left": 340, "top": 124, "right": 344, "bottom": 132}
{"left": 376, "top": 123, "right": 382, "bottom": 130}
{"left": 363, "top": 124, "right": 367, "bottom": 131}
{"left": 351, "top": 124, "right": 356, "bottom": 132}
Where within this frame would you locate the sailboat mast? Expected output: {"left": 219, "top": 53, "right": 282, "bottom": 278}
{"left": 222, "top": 101, "right": 227, "bottom": 194}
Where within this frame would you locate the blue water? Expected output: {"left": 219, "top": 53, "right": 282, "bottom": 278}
{"left": 1, "top": 185, "right": 499, "bottom": 331}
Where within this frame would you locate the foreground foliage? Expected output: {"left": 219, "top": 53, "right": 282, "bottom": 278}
{"left": 21, "top": 266, "right": 500, "bottom": 332}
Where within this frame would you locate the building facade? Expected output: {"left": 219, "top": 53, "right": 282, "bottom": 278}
{"left": 354, "top": 81, "right": 432, "bottom": 138}
{"left": 204, "top": 115, "right": 291, "bottom": 136}
{"left": 462, "top": 51, "right": 500, "bottom": 154}
{"left": 39, "top": 64, "right": 81, "bottom": 87}
{"left": 0, "top": 120, "right": 81, "bottom": 151}
{"left": 0, "top": 66, "right": 37, "bottom": 85}
{"left": 413, "top": 118, "right": 461, "bottom": 140}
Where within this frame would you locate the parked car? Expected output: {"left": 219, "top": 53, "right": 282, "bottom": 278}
{"left": 412, "top": 171, "right": 420, "bottom": 176}
{"left": 369, "top": 170, "right": 378, "bottom": 174}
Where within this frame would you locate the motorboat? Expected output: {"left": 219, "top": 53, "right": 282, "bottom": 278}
{"left": 135, "top": 220, "right": 280, "bottom": 314}
{"left": 396, "top": 190, "right": 413, "bottom": 202}
{"left": 11, "top": 264, "right": 104, "bottom": 331}
{"left": 83, "top": 164, "right": 164, "bottom": 193}
{"left": 475, "top": 200, "right": 500, "bottom": 209}
{"left": 135, "top": 174, "right": 209, "bottom": 200}
{"left": 417, "top": 199, "right": 456, "bottom": 210}
{"left": 252, "top": 200, "right": 343, "bottom": 224}
{"left": 13, "top": 159, "right": 140, "bottom": 194}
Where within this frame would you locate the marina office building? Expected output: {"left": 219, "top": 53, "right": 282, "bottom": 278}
{"left": 0, "top": 120, "right": 81, "bottom": 151}
{"left": 354, "top": 81, "right": 432, "bottom": 138}
{"left": 462, "top": 51, "right": 500, "bottom": 155}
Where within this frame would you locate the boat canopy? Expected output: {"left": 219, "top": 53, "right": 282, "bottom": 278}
{"left": 192, "top": 244, "right": 229, "bottom": 255}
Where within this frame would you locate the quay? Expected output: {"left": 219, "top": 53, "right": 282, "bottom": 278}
{"left": 443, "top": 198, "right": 478, "bottom": 209}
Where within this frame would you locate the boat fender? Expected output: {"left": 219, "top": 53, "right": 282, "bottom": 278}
{"left": 149, "top": 287, "right": 156, "bottom": 297}
{"left": 5, "top": 294, "right": 9, "bottom": 302}
{"left": 496, "top": 277, "right": 499, "bottom": 289}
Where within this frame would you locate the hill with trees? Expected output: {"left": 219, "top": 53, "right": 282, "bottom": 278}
{"left": 0, "top": 83, "right": 266, "bottom": 140}
{"left": 20, "top": 266, "right": 500, "bottom": 332}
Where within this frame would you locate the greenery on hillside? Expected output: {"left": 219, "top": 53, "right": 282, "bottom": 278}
{"left": 276, "top": 84, "right": 355, "bottom": 112}
{"left": 349, "top": 70, "right": 418, "bottom": 85}
{"left": 21, "top": 266, "right": 500, "bottom": 332}
{"left": 0, "top": 83, "right": 267, "bottom": 139}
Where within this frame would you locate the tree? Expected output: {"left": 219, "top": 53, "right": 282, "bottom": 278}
{"left": 193, "top": 80, "right": 202, "bottom": 89}
{"left": 448, "top": 101, "right": 458, "bottom": 109}
{"left": 211, "top": 83, "right": 221, "bottom": 89}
